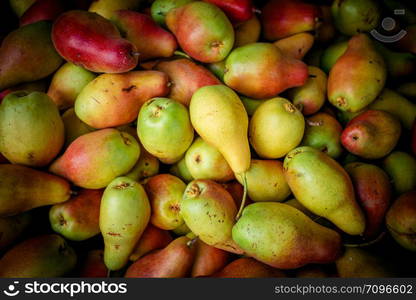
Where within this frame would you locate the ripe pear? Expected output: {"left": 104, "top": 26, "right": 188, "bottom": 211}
{"left": 191, "top": 239, "right": 230, "bottom": 277}
{"left": 49, "top": 129, "right": 140, "bottom": 189}
{"left": 0, "top": 234, "right": 77, "bottom": 278}
{"left": 0, "top": 164, "right": 71, "bottom": 217}
{"left": 0, "top": 79, "right": 47, "bottom": 102}
{"left": 100, "top": 177, "right": 151, "bottom": 271}
{"left": 213, "top": 257, "right": 287, "bottom": 278}
{"left": 62, "top": 108, "right": 95, "bottom": 148}
{"left": 75, "top": 71, "right": 169, "bottom": 129}
{"left": 386, "top": 191, "right": 416, "bottom": 251}
{"left": 232, "top": 202, "right": 342, "bottom": 269}
{"left": 125, "top": 146, "right": 160, "bottom": 183}
{"left": 154, "top": 58, "right": 220, "bottom": 106}
{"left": 169, "top": 157, "right": 194, "bottom": 183}
{"left": 47, "top": 62, "right": 96, "bottom": 111}
{"left": 19, "top": 0, "right": 65, "bottom": 26}
{"left": 224, "top": 43, "right": 308, "bottom": 99}
{"left": 383, "top": 152, "right": 416, "bottom": 195}
{"left": 88, "top": 0, "right": 142, "bottom": 20}
{"left": 137, "top": 97, "right": 194, "bottom": 164}
{"left": 284, "top": 146, "right": 365, "bottom": 235}
{"left": 249, "top": 97, "right": 305, "bottom": 159}
{"left": 288, "top": 66, "right": 327, "bottom": 116}
{"left": 144, "top": 174, "right": 185, "bottom": 230}
{"left": 150, "top": 0, "right": 195, "bottom": 26}
{"left": 341, "top": 110, "right": 401, "bottom": 159}
{"left": 181, "top": 180, "right": 244, "bottom": 254}
{"left": 327, "top": 34, "right": 386, "bottom": 112}
{"left": 166, "top": 1, "right": 234, "bottom": 63}
{"left": 129, "top": 224, "right": 173, "bottom": 261}
{"left": 301, "top": 112, "right": 343, "bottom": 159}
{"left": 204, "top": 0, "right": 253, "bottom": 22}
{"left": 234, "top": 15, "right": 261, "bottom": 48}
{"left": 235, "top": 160, "right": 290, "bottom": 202}
{"left": 0, "top": 212, "right": 32, "bottom": 251}
{"left": 240, "top": 96, "right": 265, "bottom": 116}
{"left": 320, "top": 40, "right": 348, "bottom": 73}
{"left": 185, "top": 137, "right": 234, "bottom": 182}
{"left": 0, "top": 21, "right": 63, "bottom": 90}
{"left": 79, "top": 249, "right": 108, "bottom": 277}
{"left": 125, "top": 236, "right": 196, "bottom": 278}
{"left": 345, "top": 162, "right": 392, "bottom": 238}
{"left": 273, "top": 33, "right": 315, "bottom": 60}
{"left": 49, "top": 189, "right": 103, "bottom": 241}
{"left": 52, "top": 10, "right": 138, "bottom": 73}
{"left": 0, "top": 91, "right": 64, "bottom": 167}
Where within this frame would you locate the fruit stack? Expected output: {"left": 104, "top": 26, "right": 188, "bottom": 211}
{"left": 0, "top": 0, "right": 415, "bottom": 278}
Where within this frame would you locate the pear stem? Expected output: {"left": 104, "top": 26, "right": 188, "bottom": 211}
{"left": 174, "top": 50, "right": 191, "bottom": 59}
{"left": 236, "top": 172, "right": 248, "bottom": 220}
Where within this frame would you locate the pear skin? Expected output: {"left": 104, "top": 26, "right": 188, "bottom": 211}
{"left": 150, "top": 0, "right": 195, "bottom": 26}
{"left": 0, "top": 79, "right": 47, "bottom": 102}
{"left": 284, "top": 146, "right": 365, "bottom": 235}
{"left": 232, "top": 202, "right": 342, "bottom": 269}
{"left": 273, "top": 33, "right": 314, "bottom": 60}
{"left": 0, "top": 234, "right": 77, "bottom": 278}
{"left": 49, "top": 189, "right": 103, "bottom": 241}
{"left": 0, "top": 212, "right": 32, "bottom": 251}
{"left": 320, "top": 40, "right": 348, "bottom": 73}
{"left": 383, "top": 152, "right": 416, "bottom": 195}
{"left": 47, "top": 62, "right": 96, "bottom": 111}
{"left": 240, "top": 96, "right": 265, "bottom": 116}
{"left": 19, "top": 0, "right": 66, "bottom": 26}
{"left": 88, "top": 0, "right": 142, "bottom": 20}
{"left": 191, "top": 239, "right": 230, "bottom": 277}
{"left": 397, "top": 82, "right": 416, "bottom": 100}
{"left": 125, "top": 145, "right": 160, "bottom": 182}
{"left": 49, "top": 129, "right": 140, "bottom": 189}
{"left": 204, "top": 0, "right": 253, "bottom": 22}
{"left": 75, "top": 71, "right": 170, "bottom": 129}
{"left": 0, "top": 164, "right": 71, "bottom": 217}
{"left": 181, "top": 179, "right": 244, "bottom": 254}
{"left": 0, "top": 21, "right": 63, "bottom": 90}
{"left": 79, "top": 249, "right": 108, "bottom": 277}
{"left": 62, "top": 108, "right": 95, "bottom": 148}
{"left": 169, "top": 157, "right": 194, "bottom": 183}
{"left": 9, "top": 0, "right": 36, "bottom": 17}
{"left": 100, "top": 177, "right": 151, "bottom": 271}
{"left": 327, "top": 34, "right": 386, "bottom": 112}
{"left": 234, "top": 15, "right": 261, "bottom": 48}
{"left": 125, "top": 236, "right": 196, "bottom": 278}
{"left": 213, "top": 257, "right": 287, "bottom": 278}
{"left": 129, "top": 224, "right": 173, "bottom": 261}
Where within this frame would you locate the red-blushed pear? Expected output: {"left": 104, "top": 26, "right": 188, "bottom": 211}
{"left": 212, "top": 258, "right": 287, "bottom": 278}
{"left": 166, "top": 2, "right": 234, "bottom": 63}
{"left": 112, "top": 10, "right": 177, "bottom": 61}
{"left": 203, "top": 0, "right": 253, "bottom": 23}
{"left": 52, "top": 10, "right": 138, "bottom": 73}
{"left": 191, "top": 239, "right": 230, "bottom": 277}
{"left": 20, "top": 0, "right": 66, "bottom": 26}
{"left": 79, "top": 250, "right": 108, "bottom": 278}
{"left": 261, "top": 0, "right": 321, "bottom": 41}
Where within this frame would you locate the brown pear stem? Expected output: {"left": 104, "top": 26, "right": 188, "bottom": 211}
{"left": 236, "top": 172, "right": 248, "bottom": 221}
{"left": 187, "top": 236, "right": 199, "bottom": 248}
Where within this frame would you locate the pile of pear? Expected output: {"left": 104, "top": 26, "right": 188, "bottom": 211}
{"left": 0, "top": 0, "right": 415, "bottom": 278}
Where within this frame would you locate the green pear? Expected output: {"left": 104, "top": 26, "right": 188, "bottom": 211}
{"left": 249, "top": 97, "right": 305, "bottom": 159}
{"left": 232, "top": 202, "right": 342, "bottom": 269}
{"left": 0, "top": 91, "right": 64, "bottom": 167}
{"left": 0, "top": 234, "right": 77, "bottom": 278}
{"left": 0, "top": 21, "right": 62, "bottom": 90}
{"left": 62, "top": 108, "right": 95, "bottom": 148}
{"left": 185, "top": 137, "right": 234, "bottom": 182}
{"left": 181, "top": 179, "right": 244, "bottom": 254}
{"left": 169, "top": 157, "right": 194, "bottom": 183}
{"left": 240, "top": 96, "right": 265, "bottom": 116}
{"left": 47, "top": 62, "right": 96, "bottom": 111}
{"left": 284, "top": 146, "right": 365, "bottom": 235}
{"left": 383, "top": 151, "right": 416, "bottom": 195}
{"left": 151, "top": 0, "right": 195, "bottom": 26}
{"left": 0, "top": 212, "right": 32, "bottom": 251}
{"left": 235, "top": 160, "right": 290, "bottom": 202}
{"left": 137, "top": 97, "right": 194, "bottom": 164}
{"left": 320, "top": 40, "right": 348, "bottom": 73}
{"left": 125, "top": 145, "right": 160, "bottom": 182}
{"left": 100, "top": 176, "right": 151, "bottom": 271}
{"left": 8, "top": 0, "right": 36, "bottom": 17}
{"left": 88, "top": 0, "right": 142, "bottom": 20}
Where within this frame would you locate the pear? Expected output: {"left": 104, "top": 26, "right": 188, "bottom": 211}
{"left": 320, "top": 40, "right": 348, "bottom": 73}
{"left": 169, "top": 157, "right": 194, "bottom": 183}
{"left": 49, "top": 189, "right": 103, "bottom": 241}
{"left": 207, "top": 60, "right": 226, "bottom": 82}
{"left": 79, "top": 250, "right": 108, "bottom": 278}
{"left": 144, "top": 174, "right": 185, "bottom": 230}
{"left": 345, "top": 162, "right": 392, "bottom": 238}
{"left": 185, "top": 137, "right": 234, "bottom": 182}
{"left": 8, "top": 0, "right": 36, "bottom": 17}
{"left": 315, "top": 5, "right": 336, "bottom": 43}
{"left": 213, "top": 257, "right": 287, "bottom": 278}
{"left": 181, "top": 179, "right": 244, "bottom": 254}
{"left": 88, "top": 0, "right": 142, "bottom": 20}
{"left": 191, "top": 239, "right": 230, "bottom": 277}
{"left": 249, "top": 97, "right": 305, "bottom": 159}
{"left": 19, "top": 0, "right": 66, "bottom": 26}
{"left": 204, "top": 0, "right": 253, "bottom": 22}
{"left": 374, "top": 42, "right": 416, "bottom": 78}
{"left": 234, "top": 15, "right": 261, "bottom": 48}
{"left": 100, "top": 176, "right": 151, "bottom": 271}
{"left": 172, "top": 222, "right": 192, "bottom": 236}
{"left": 75, "top": 71, "right": 169, "bottom": 129}
{"left": 62, "top": 108, "right": 95, "bottom": 148}
{"left": 49, "top": 129, "right": 140, "bottom": 189}
{"left": 327, "top": 34, "right": 386, "bottom": 112}
{"left": 0, "top": 91, "right": 64, "bottom": 167}
{"left": 166, "top": 2, "right": 234, "bottom": 63}
{"left": 273, "top": 33, "right": 315, "bottom": 60}
{"left": 125, "top": 236, "right": 196, "bottom": 278}
{"left": 154, "top": 58, "right": 220, "bottom": 106}
{"left": 129, "top": 224, "right": 173, "bottom": 261}
{"left": 235, "top": 160, "right": 290, "bottom": 203}
{"left": 284, "top": 146, "right": 365, "bottom": 235}
{"left": 0, "top": 79, "right": 47, "bottom": 102}
{"left": 331, "top": 0, "right": 381, "bottom": 36}
{"left": 301, "top": 112, "right": 343, "bottom": 159}
{"left": 52, "top": 10, "right": 138, "bottom": 73}
{"left": 397, "top": 82, "right": 416, "bottom": 100}
{"left": 125, "top": 146, "right": 160, "bottom": 183}
{"left": 0, "top": 234, "right": 77, "bottom": 278}
{"left": 0, "top": 164, "right": 71, "bottom": 217}
{"left": 0, "top": 212, "right": 32, "bottom": 251}
{"left": 296, "top": 265, "right": 330, "bottom": 278}
{"left": 288, "top": 66, "right": 327, "bottom": 116}
{"left": 150, "top": 0, "right": 195, "bottom": 26}
{"left": 341, "top": 110, "right": 401, "bottom": 159}
{"left": 224, "top": 43, "right": 308, "bottom": 99}
{"left": 47, "top": 62, "right": 96, "bottom": 111}
{"left": 232, "top": 202, "right": 342, "bottom": 269}
{"left": 0, "top": 21, "right": 63, "bottom": 90}
{"left": 137, "top": 97, "right": 194, "bottom": 164}
{"left": 383, "top": 152, "right": 416, "bottom": 195}
{"left": 240, "top": 96, "right": 265, "bottom": 116}
{"left": 386, "top": 191, "right": 416, "bottom": 251}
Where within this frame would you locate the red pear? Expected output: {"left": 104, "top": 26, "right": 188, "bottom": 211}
{"left": 213, "top": 258, "right": 286, "bottom": 278}
{"left": 191, "top": 239, "right": 230, "bottom": 277}
{"left": 203, "top": 0, "right": 253, "bottom": 23}
{"left": 20, "top": 0, "right": 66, "bottom": 26}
